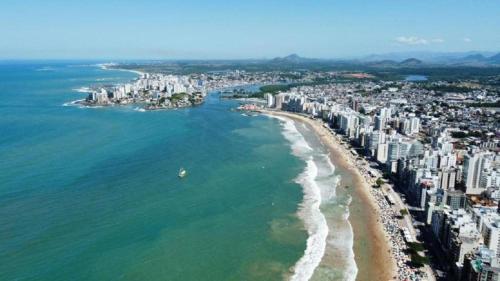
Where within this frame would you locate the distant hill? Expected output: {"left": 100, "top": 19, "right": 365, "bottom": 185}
{"left": 256, "top": 52, "right": 500, "bottom": 69}
{"left": 267, "top": 52, "right": 500, "bottom": 67}
{"left": 462, "top": 54, "right": 486, "bottom": 61}
{"left": 361, "top": 51, "right": 500, "bottom": 65}
{"left": 282, "top": 54, "right": 301, "bottom": 62}
{"left": 399, "top": 58, "right": 423, "bottom": 66}
{"left": 488, "top": 53, "right": 500, "bottom": 64}
{"left": 271, "top": 54, "right": 310, "bottom": 63}
{"left": 449, "top": 53, "right": 500, "bottom": 66}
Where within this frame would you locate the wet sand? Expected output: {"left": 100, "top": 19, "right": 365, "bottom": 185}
{"left": 262, "top": 110, "right": 396, "bottom": 281}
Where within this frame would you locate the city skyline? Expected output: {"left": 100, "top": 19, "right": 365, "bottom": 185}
{"left": 1, "top": 0, "right": 500, "bottom": 59}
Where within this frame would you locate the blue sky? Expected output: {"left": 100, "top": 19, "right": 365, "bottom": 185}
{"left": 1, "top": 0, "right": 499, "bottom": 59}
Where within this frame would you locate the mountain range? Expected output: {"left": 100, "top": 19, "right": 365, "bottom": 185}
{"left": 270, "top": 52, "right": 500, "bottom": 67}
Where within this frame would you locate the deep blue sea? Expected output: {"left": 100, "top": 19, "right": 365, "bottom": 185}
{"left": 0, "top": 62, "right": 308, "bottom": 280}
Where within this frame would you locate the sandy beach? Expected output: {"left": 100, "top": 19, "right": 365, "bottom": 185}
{"left": 261, "top": 109, "right": 396, "bottom": 281}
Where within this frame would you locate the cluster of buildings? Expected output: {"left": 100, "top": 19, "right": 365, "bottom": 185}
{"left": 83, "top": 65, "right": 499, "bottom": 279}
{"left": 83, "top": 73, "right": 206, "bottom": 109}
{"left": 82, "top": 69, "right": 322, "bottom": 109}
{"left": 265, "top": 80, "right": 499, "bottom": 280}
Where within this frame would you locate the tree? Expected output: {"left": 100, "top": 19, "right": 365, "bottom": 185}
{"left": 410, "top": 253, "right": 430, "bottom": 267}
{"left": 376, "top": 178, "right": 384, "bottom": 187}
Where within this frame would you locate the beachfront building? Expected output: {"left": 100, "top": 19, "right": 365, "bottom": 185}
{"left": 463, "top": 151, "right": 495, "bottom": 195}
{"left": 85, "top": 73, "right": 207, "bottom": 108}
{"left": 265, "top": 93, "right": 275, "bottom": 108}
{"left": 429, "top": 208, "right": 482, "bottom": 276}
{"left": 338, "top": 110, "right": 360, "bottom": 139}
{"left": 274, "top": 93, "right": 287, "bottom": 110}
{"left": 481, "top": 215, "right": 500, "bottom": 258}
{"left": 91, "top": 89, "right": 109, "bottom": 104}
{"left": 262, "top": 75, "right": 500, "bottom": 281}
{"left": 462, "top": 248, "right": 500, "bottom": 281}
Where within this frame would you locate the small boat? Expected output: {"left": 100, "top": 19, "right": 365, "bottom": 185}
{"left": 178, "top": 167, "right": 187, "bottom": 178}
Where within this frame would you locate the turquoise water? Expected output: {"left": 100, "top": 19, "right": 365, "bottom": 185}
{"left": 0, "top": 62, "right": 307, "bottom": 280}
{"left": 404, "top": 75, "right": 428, "bottom": 81}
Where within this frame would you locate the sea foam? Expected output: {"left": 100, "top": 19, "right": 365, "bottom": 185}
{"left": 291, "top": 159, "right": 329, "bottom": 281}
{"left": 270, "top": 115, "right": 329, "bottom": 281}
{"left": 72, "top": 87, "right": 91, "bottom": 93}
{"left": 269, "top": 114, "right": 358, "bottom": 281}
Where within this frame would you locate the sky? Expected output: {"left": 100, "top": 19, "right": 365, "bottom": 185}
{"left": 1, "top": 0, "right": 499, "bottom": 59}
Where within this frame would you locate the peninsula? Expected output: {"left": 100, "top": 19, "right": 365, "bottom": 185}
{"left": 76, "top": 72, "right": 206, "bottom": 110}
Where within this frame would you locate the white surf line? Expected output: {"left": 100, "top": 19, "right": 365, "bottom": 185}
{"left": 342, "top": 197, "right": 358, "bottom": 281}
{"left": 266, "top": 114, "right": 329, "bottom": 281}
{"left": 97, "top": 63, "right": 145, "bottom": 77}
{"left": 291, "top": 158, "right": 329, "bottom": 281}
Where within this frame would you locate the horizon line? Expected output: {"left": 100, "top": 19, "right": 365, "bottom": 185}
{"left": 1, "top": 50, "right": 499, "bottom": 63}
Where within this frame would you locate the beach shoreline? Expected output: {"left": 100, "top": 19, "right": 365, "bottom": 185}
{"left": 97, "top": 63, "right": 146, "bottom": 77}
{"left": 261, "top": 109, "right": 396, "bottom": 281}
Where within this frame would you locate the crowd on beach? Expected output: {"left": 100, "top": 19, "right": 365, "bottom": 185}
{"left": 264, "top": 111, "right": 432, "bottom": 281}
{"left": 326, "top": 123, "right": 430, "bottom": 281}
{"left": 370, "top": 185, "right": 428, "bottom": 281}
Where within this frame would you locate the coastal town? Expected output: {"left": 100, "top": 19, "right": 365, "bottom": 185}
{"left": 5, "top": 1, "right": 500, "bottom": 281}
{"left": 80, "top": 65, "right": 499, "bottom": 280}
{"left": 240, "top": 75, "right": 500, "bottom": 281}
{"left": 78, "top": 72, "right": 206, "bottom": 110}
{"left": 77, "top": 68, "right": 296, "bottom": 109}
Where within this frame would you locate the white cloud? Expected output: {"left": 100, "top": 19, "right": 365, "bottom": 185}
{"left": 395, "top": 36, "right": 429, "bottom": 45}
{"left": 430, "top": 38, "right": 445, "bottom": 43}
{"left": 395, "top": 36, "right": 445, "bottom": 46}
{"left": 463, "top": 37, "right": 472, "bottom": 43}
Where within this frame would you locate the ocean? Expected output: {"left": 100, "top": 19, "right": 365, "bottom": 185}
{"left": 0, "top": 62, "right": 354, "bottom": 280}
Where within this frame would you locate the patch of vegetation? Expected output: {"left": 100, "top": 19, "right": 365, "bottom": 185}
{"left": 451, "top": 130, "right": 485, "bottom": 138}
{"left": 400, "top": 209, "right": 409, "bottom": 216}
{"left": 259, "top": 84, "right": 292, "bottom": 93}
{"left": 170, "top": 92, "right": 187, "bottom": 102}
{"left": 250, "top": 81, "right": 334, "bottom": 98}
{"left": 424, "top": 85, "right": 472, "bottom": 93}
{"left": 407, "top": 242, "right": 425, "bottom": 252}
{"left": 466, "top": 101, "right": 500, "bottom": 108}
{"left": 375, "top": 178, "right": 384, "bottom": 187}
{"left": 410, "top": 253, "right": 430, "bottom": 268}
